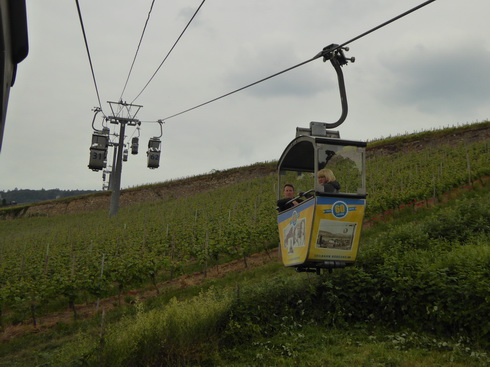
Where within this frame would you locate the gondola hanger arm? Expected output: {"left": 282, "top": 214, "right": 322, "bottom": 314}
{"left": 310, "top": 44, "right": 355, "bottom": 130}
{"left": 155, "top": 119, "right": 164, "bottom": 138}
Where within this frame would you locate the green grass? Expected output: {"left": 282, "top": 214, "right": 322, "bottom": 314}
{"left": 219, "top": 325, "right": 489, "bottom": 367}
{"left": 1, "top": 241, "right": 489, "bottom": 366}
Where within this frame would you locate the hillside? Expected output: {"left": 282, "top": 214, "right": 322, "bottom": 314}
{"left": 0, "top": 121, "right": 489, "bottom": 366}
{"left": 0, "top": 162, "right": 276, "bottom": 219}
{"left": 1, "top": 121, "right": 490, "bottom": 219}
{"left": 2, "top": 179, "right": 489, "bottom": 366}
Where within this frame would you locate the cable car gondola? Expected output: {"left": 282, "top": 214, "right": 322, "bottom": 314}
{"left": 88, "top": 127, "right": 109, "bottom": 171}
{"left": 276, "top": 45, "right": 366, "bottom": 274}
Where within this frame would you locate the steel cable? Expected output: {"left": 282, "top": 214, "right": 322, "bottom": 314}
{"left": 159, "top": 0, "right": 437, "bottom": 122}
{"left": 75, "top": 0, "right": 105, "bottom": 115}
{"left": 130, "top": 0, "right": 206, "bottom": 104}
{"left": 119, "top": 0, "right": 157, "bottom": 101}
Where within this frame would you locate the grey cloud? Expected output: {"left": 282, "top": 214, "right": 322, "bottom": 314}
{"left": 223, "top": 38, "right": 337, "bottom": 99}
{"left": 378, "top": 44, "right": 490, "bottom": 114}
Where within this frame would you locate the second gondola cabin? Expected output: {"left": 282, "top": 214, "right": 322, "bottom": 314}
{"left": 277, "top": 122, "right": 366, "bottom": 273}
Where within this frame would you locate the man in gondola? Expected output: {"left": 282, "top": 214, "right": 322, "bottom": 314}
{"left": 276, "top": 184, "right": 302, "bottom": 212}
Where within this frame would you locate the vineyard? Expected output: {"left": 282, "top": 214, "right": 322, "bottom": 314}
{"left": 0, "top": 122, "right": 489, "bottom": 366}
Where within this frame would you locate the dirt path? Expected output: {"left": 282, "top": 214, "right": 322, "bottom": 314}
{"left": 1, "top": 249, "right": 279, "bottom": 341}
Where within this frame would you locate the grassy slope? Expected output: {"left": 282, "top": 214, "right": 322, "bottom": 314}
{"left": 0, "top": 122, "right": 490, "bottom": 366}
{"left": 214, "top": 184, "right": 490, "bottom": 366}
{"left": 25, "top": 183, "right": 490, "bottom": 366}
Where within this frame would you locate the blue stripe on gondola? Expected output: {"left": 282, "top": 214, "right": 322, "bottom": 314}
{"left": 316, "top": 196, "right": 365, "bottom": 206}
{"left": 277, "top": 198, "right": 315, "bottom": 223}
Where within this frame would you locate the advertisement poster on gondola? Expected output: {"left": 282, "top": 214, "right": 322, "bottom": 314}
{"left": 277, "top": 198, "right": 315, "bottom": 266}
{"left": 278, "top": 196, "right": 365, "bottom": 267}
{"left": 308, "top": 196, "right": 365, "bottom": 262}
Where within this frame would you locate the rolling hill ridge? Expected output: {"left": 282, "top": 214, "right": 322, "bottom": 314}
{"left": 2, "top": 121, "right": 490, "bottom": 219}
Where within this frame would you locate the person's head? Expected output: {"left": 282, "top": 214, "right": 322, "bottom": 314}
{"left": 283, "top": 184, "right": 295, "bottom": 198}
{"left": 317, "top": 168, "right": 336, "bottom": 185}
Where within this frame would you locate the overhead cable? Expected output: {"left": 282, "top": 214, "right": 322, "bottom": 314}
{"left": 161, "top": 57, "right": 319, "bottom": 121}
{"left": 119, "top": 0, "right": 156, "bottom": 101}
{"left": 131, "top": 0, "right": 206, "bottom": 104}
{"left": 160, "top": 0, "right": 436, "bottom": 122}
{"left": 75, "top": 0, "right": 105, "bottom": 114}
{"left": 337, "top": 0, "right": 437, "bottom": 50}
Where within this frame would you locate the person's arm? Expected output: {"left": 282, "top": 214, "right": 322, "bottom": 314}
{"left": 276, "top": 198, "right": 289, "bottom": 211}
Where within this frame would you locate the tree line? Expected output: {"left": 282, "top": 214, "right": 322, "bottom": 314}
{"left": 0, "top": 188, "right": 98, "bottom": 206}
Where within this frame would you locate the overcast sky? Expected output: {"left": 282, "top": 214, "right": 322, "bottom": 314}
{"left": 1, "top": 0, "right": 489, "bottom": 191}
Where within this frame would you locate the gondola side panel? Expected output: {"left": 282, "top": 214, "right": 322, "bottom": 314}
{"left": 308, "top": 196, "right": 365, "bottom": 263}
{"left": 277, "top": 199, "right": 315, "bottom": 267}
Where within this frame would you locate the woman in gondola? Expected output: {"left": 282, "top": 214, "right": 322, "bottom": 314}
{"left": 317, "top": 168, "right": 340, "bottom": 193}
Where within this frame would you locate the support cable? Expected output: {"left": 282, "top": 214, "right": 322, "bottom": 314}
{"left": 131, "top": 0, "right": 206, "bottom": 104}
{"left": 161, "top": 57, "right": 318, "bottom": 121}
{"left": 160, "top": 0, "right": 436, "bottom": 122}
{"left": 337, "top": 0, "right": 437, "bottom": 50}
{"left": 119, "top": 0, "right": 156, "bottom": 101}
{"left": 75, "top": 0, "right": 105, "bottom": 114}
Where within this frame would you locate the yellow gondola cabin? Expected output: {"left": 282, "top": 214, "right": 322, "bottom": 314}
{"left": 277, "top": 124, "right": 367, "bottom": 274}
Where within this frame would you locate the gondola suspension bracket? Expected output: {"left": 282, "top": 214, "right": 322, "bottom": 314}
{"left": 310, "top": 44, "right": 356, "bottom": 133}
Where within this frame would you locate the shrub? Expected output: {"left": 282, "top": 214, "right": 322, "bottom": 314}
{"left": 55, "top": 288, "right": 231, "bottom": 367}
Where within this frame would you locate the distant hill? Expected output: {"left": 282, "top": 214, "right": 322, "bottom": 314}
{"left": 1, "top": 121, "right": 489, "bottom": 218}
{"left": 0, "top": 188, "right": 98, "bottom": 206}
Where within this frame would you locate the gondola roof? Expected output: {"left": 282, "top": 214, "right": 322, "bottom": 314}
{"left": 277, "top": 135, "right": 366, "bottom": 173}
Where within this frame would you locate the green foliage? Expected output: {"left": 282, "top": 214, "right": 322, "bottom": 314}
{"left": 355, "top": 195, "right": 490, "bottom": 341}
{"left": 366, "top": 138, "right": 490, "bottom": 215}
{"left": 422, "top": 200, "right": 490, "bottom": 241}
{"left": 54, "top": 287, "right": 231, "bottom": 367}
{"left": 220, "top": 325, "right": 490, "bottom": 367}
{"left": 224, "top": 193, "right": 490, "bottom": 351}
{"left": 0, "top": 123, "right": 490, "bottom": 366}
{"left": 223, "top": 276, "right": 317, "bottom": 345}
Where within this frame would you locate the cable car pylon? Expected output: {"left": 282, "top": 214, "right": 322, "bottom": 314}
{"left": 87, "top": 101, "right": 165, "bottom": 217}
{"left": 107, "top": 101, "right": 142, "bottom": 217}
